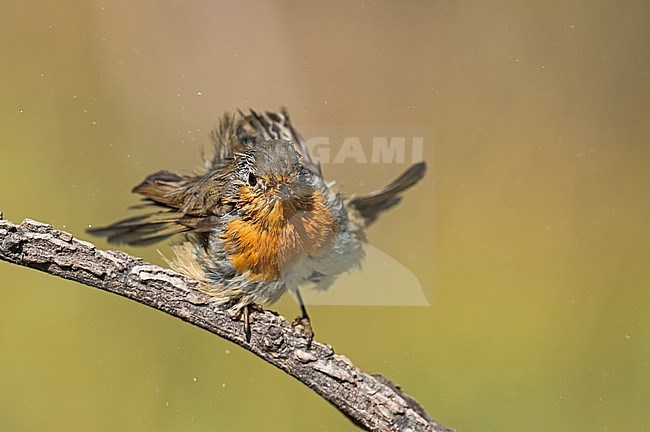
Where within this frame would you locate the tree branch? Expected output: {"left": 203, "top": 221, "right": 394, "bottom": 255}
{"left": 0, "top": 213, "right": 454, "bottom": 432}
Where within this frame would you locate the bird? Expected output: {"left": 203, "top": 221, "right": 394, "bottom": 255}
{"left": 88, "top": 108, "right": 426, "bottom": 342}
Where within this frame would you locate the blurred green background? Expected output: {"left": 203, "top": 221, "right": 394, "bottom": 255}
{"left": 1, "top": 1, "right": 649, "bottom": 431}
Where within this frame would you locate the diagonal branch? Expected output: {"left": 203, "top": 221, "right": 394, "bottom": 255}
{"left": 0, "top": 213, "right": 454, "bottom": 432}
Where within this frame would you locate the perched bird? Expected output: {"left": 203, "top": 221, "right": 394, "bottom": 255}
{"left": 88, "top": 108, "right": 426, "bottom": 341}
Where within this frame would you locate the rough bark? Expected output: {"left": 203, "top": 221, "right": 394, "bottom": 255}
{"left": 0, "top": 213, "right": 455, "bottom": 432}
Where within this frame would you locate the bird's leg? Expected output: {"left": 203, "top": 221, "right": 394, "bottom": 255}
{"left": 242, "top": 305, "right": 252, "bottom": 342}
{"left": 292, "top": 288, "right": 314, "bottom": 345}
{"left": 239, "top": 303, "right": 263, "bottom": 342}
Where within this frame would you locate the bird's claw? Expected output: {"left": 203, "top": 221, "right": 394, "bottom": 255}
{"left": 292, "top": 315, "right": 314, "bottom": 347}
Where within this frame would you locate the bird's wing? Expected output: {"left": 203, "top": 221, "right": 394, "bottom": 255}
{"left": 348, "top": 162, "right": 427, "bottom": 226}
{"left": 87, "top": 170, "right": 231, "bottom": 246}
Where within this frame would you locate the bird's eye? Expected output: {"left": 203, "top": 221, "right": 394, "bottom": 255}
{"left": 247, "top": 171, "right": 257, "bottom": 187}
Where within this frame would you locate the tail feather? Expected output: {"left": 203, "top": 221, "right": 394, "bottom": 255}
{"left": 239, "top": 108, "right": 322, "bottom": 176}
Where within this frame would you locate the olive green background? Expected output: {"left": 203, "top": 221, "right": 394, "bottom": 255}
{"left": 1, "top": 1, "right": 649, "bottom": 431}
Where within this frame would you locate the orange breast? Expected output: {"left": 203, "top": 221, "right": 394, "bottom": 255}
{"left": 222, "top": 190, "right": 338, "bottom": 281}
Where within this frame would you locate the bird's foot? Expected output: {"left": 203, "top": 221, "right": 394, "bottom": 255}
{"left": 292, "top": 315, "right": 314, "bottom": 348}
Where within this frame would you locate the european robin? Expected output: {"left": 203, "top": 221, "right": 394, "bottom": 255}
{"left": 88, "top": 108, "right": 426, "bottom": 342}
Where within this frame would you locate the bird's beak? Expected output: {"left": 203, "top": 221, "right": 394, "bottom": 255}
{"left": 276, "top": 182, "right": 313, "bottom": 209}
